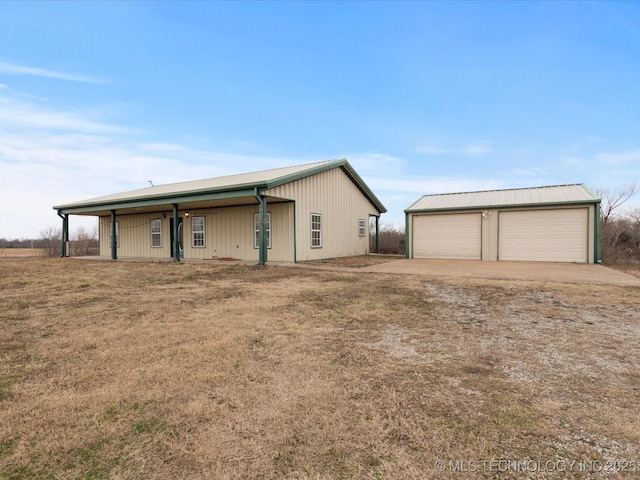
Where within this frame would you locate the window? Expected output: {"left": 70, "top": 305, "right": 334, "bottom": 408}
{"left": 109, "top": 221, "right": 119, "bottom": 248}
{"left": 311, "top": 213, "right": 322, "bottom": 248}
{"left": 192, "top": 216, "right": 205, "bottom": 248}
{"left": 253, "top": 212, "right": 271, "bottom": 249}
{"left": 151, "top": 219, "right": 162, "bottom": 247}
{"left": 358, "top": 219, "right": 366, "bottom": 237}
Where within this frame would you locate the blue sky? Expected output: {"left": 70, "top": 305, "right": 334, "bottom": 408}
{"left": 1, "top": 1, "right": 639, "bottom": 239}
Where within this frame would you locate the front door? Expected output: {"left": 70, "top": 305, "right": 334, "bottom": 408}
{"left": 170, "top": 217, "right": 184, "bottom": 258}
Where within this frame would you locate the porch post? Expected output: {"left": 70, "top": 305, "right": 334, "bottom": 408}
{"left": 258, "top": 195, "right": 268, "bottom": 265}
{"left": 405, "top": 213, "right": 410, "bottom": 259}
{"left": 110, "top": 210, "right": 117, "bottom": 260}
{"left": 595, "top": 201, "right": 602, "bottom": 264}
{"left": 60, "top": 213, "right": 68, "bottom": 257}
{"left": 172, "top": 204, "right": 180, "bottom": 262}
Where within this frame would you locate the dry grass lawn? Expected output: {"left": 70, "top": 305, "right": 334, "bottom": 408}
{"left": 0, "top": 248, "right": 46, "bottom": 258}
{"left": 1, "top": 258, "right": 639, "bottom": 479}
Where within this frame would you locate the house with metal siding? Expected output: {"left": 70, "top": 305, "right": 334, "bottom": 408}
{"left": 53, "top": 159, "right": 386, "bottom": 263}
{"left": 405, "top": 184, "right": 601, "bottom": 263}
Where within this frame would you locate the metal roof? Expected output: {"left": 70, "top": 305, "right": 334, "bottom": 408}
{"left": 54, "top": 159, "right": 386, "bottom": 215}
{"left": 406, "top": 184, "right": 600, "bottom": 213}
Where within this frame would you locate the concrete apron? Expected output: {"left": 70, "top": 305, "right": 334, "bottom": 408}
{"left": 360, "top": 259, "right": 640, "bottom": 287}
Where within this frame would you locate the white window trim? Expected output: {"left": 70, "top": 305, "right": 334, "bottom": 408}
{"left": 191, "top": 216, "right": 206, "bottom": 248}
{"left": 253, "top": 212, "right": 272, "bottom": 249}
{"left": 358, "top": 218, "right": 366, "bottom": 237}
{"left": 151, "top": 218, "right": 162, "bottom": 248}
{"left": 311, "top": 213, "right": 322, "bottom": 248}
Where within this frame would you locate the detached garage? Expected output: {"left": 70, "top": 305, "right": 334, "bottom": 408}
{"left": 405, "top": 184, "right": 601, "bottom": 263}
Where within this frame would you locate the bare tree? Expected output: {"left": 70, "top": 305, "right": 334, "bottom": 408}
{"left": 71, "top": 225, "right": 99, "bottom": 256}
{"left": 597, "top": 184, "right": 639, "bottom": 264}
{"left": 39, "top": 227, "right": 62, "bottom": 257}
{"left": 370, "top": 222, "right": 405, "bottom": 255}
{"left": 598, "top": 183, "right": 638, "bottom": 226}
{"left": 628, "top": 208, "right": 640, "bottom": 250}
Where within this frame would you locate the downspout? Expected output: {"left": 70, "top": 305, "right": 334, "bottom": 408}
{"left": 595, "top": 202, "right": 602, "bottom": 264}
{"left": 172, "top": 204, "right": 180, "bottom": 262}
{"left": 110, "top": 210, "right": 117, "bottom": 260}
{"left": 375, "top": 215, "right": 380, "bottom": 254}
{"left": 293, "top": 201, "right": 297, "bottom": 263}
{"left": 57, "top": 211, "right": 68, "bottom": 257}
{"left": 254, "top": 188, "right": 267, "bottom": 265}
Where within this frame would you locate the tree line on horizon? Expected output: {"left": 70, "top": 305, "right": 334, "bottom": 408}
{"left": 0, "top": 226, "right": 99, "bottom": 257}
{"left": 2, "top": 185, "right": 639, "bottom": 264}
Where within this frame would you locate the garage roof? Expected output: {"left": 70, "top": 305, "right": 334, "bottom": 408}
{"left": 406, "top": 184, "right": 600, "bottom": 212}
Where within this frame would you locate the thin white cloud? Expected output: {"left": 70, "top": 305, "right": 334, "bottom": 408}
{"left": 461, "top": 145, "right": 492, "bottom": 155}
{"left": 511, "top": 167, "right": 548, "bottom": 177}
{"left": 416, "top": 145, "right": 450, "bottom": 155}
{"left": 417, "top": 143, "right": 492, "bottom": 156}
{"left": 348, "top": 153, "right": 407, "bottom": 175}
{"left": 560, "top": 150, "right": 640, "bottom": 175}
{"left": 369, "top": 175, "right": 504, "bottom": 195}
{"left": 0, "top": 96, "right": 127, "bottom": 133}
{"left": 596, "top": 150, "right": 640, "bottom": 165}
{"left": 0, "top": 93, "right": 318, "bottom": 237}
{"left": 139, "top": 142, "right": 186, "bottom": 152}
{"left": 561, "top": 156, "right": 583, "bottom": 167}
{"left": 0, "top": 61, "right": 104, "bottom": 84}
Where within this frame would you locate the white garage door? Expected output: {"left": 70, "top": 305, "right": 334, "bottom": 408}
{"left": 413, "top": 213, "right": 481, "bottom": 259}
{"left": 499, "top": 209, "right": 588, "bottom": 262}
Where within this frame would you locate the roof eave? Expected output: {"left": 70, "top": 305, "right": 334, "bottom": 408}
{"left": 263, "top": 158, "right": 386, "bottom": 213}
{"left": 341, "top": 162, "right": 387, "bottom": 214}
{"left": 54, "top": 187, "right": 260, "bottom": 215}
{"left": 54, "top": 158, "right": 387, "bottom": 216}
{"left": 405, "top": 198, "right": 600, "bottom": 214}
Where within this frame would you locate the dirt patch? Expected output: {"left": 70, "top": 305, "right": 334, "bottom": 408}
{"left": 1, "top": 258, "right": 639, "bottom": 479}
{"left": 305, "top": 254, "right": 403, "bottom": 268}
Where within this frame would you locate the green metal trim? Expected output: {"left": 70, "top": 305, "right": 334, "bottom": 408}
{"left": 375, "top": 215, "right": 380, "bottom": 254}
{"left": 57, "top": 212, "right": 68, "bottom": 257}
{"left": 255, "top": 190, "right": 268, "bottom": 265}
{"left": 54, "top": 160, "right": 387, "bottom": 220}
{"left": 594, "top": 202, "right": 602, "bottom": 263}
{"left": 339, "top": 162, "right": 387, "bottom": 214}
{"left": 405, "top": 200, "right": 600, "bottom": 214}
{"left": 480, "top": 213, "right": 483, "bottom": 261}
{"left": 264, "top": 159, "right": 387, "bottom": 214}
{"left": 496, "top": 212, "right": 500, "bottom": 261}
{"left": 263, "top": 159, "right": 345, "bottom": 189}
{"left": 405, "top": 213, "right": 410, "bottom": 259}
{"left": 53, "top": 162, "right": 346, "bottom": 212}
{"left": 110, "top": 210, "right": 117, "bottom": 260}
{"left": 55, "top": 188, "right": 258, "bottom": 215}
{"left": 172, "top": 204, "right": 180, "bottom": 262}
{"left": 581, "top": 183, "right": 602, "bottom": 201}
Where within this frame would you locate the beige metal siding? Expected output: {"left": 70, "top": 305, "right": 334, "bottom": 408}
{"left": 412, "top": 213, "right": 482, "bottom": 260}
{"left": 498, "top": 208, "right": 588, "bottom": 262}
{"left": 266, "top": 167, "right": 378, "bottom": 261}
{"left": 99, "top": 203, "right": 294, "bottom": 261}
{"left": 182, "top": 203, "right": 294, "bottom": 262}
{"left": 99, "top": 214, "right": 170, "bottom": 258}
